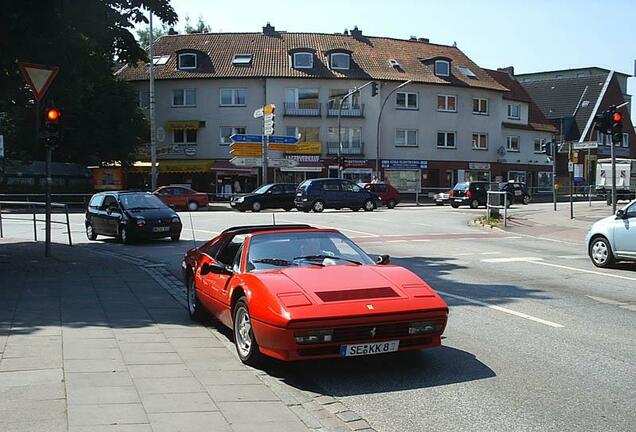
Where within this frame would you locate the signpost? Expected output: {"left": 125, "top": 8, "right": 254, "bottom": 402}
{"left": 229, "top": 157, "right": 299, "bottom": 168}
{"left": 18, "top": 62, "right": 59, "bottom": 257}
{"left": 572, "top": 141, "right": 598, "bottom": 150}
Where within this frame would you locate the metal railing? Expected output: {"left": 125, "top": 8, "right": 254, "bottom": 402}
{"left": 283, "top": 102, "right": 322, "bottom": 117}
{"left": 0, "top": 201, "right": 73, "bottom": 245}
{"left": 0, "top": 193, "right": 94, "bottom": 208}
{"left": 326, "top": 142, "right": 364, "bottom": 155}
{"left": 327, "top": 103, "right": 365, "bottom": 117}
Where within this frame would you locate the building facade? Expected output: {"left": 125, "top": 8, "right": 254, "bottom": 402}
{"left": 118, "top": 25, "right": 555, "bottom": 194}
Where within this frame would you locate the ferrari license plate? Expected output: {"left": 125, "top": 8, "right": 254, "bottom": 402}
{"left": 340, "top": 340, "right": 399, "bottom": 357}
{"left": 152, "top": 226, "right": 170, "bottom": 232}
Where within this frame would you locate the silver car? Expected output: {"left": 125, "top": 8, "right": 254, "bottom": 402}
{"left": 586, "top": 199, "right": 636, "bottom": 267}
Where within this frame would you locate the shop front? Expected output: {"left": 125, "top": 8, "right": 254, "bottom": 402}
{"left": 381, "top": 160, "right": 428, "bottom": 192}
{"left": 275, "top": 155, "right": 324, "bottom": 185}
{"left": 211, "top": 160, "right": 259, "bottom": 198}
{"left": 343, "top": 159, "right": 373, "bottom": 183}
{"left": 462, "top": 162, "right": 491, "bottom": 182}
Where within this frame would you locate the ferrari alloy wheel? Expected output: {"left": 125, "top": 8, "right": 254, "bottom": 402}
{"left": 363, "top": 199, "right": 374, "bottom": 212}
{"left": 470, "top": 199, "right": 479, "bottom": 209}
{"left": 252, "top": 201, "right": 262, "bottom": 212}
{"left": 387, "top": 199, "right": 396, "bottom": 209}
{"left": 187, "top": 277, "right": 207, "bottom": 321}
{"left": 313, "top": 200, "right": 325, "bottom": 213}
{"left": 233, "top": 298, "right": 262, "bottom": 366}
{"left": 188, "top": 201, "right": 199, "bottom": 211}
{"left": 589, "top": 237, "right": 614, "bottom": 268}
{"left": 86, "top": 223, "right": 97, "bottom": 241}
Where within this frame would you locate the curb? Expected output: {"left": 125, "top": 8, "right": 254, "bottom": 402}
{"left": 87, "top": 246, "right": 378, "bottom": 432}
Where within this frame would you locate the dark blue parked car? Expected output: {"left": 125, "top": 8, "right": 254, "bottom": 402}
{"left": 294, "top": 178, "right": 381, "bottom": 212}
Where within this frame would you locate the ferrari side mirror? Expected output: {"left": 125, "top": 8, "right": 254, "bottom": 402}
{"left": 376, "top": 254, "right": 390, "bottom": 265}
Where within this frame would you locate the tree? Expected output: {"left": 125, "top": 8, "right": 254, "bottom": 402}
{"left": 184, "top": 15, "right": 211, "bottom": 33}
{"left": 137, "top": 23, "right": 170, "bottom": 51}
{"left": 0, "top": 0, "right": 177, "bottom": 165}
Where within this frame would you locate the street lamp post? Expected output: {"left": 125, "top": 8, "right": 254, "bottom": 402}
{"left": 336, "top": 82, "right": 374, "bottom": 179}
{"left": 375, "top": 80, "right": 412, "bottom": 180}
{"left": 149, "top": 11, "right": 157, "bottom": 191}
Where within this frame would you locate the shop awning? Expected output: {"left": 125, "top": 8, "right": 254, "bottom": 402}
{"left": 158, "top": 160, "right": 214, "bottom": 173}
{"left": 210, "top": 160, "right": 259, "bottom": 173}
{"left": 165, "top": 120, "right": 204, "bottom": 130}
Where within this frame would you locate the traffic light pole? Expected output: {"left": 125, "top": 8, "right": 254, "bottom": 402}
{"left": 149, "top": 12, "right": 157, "bottom": 191}
{"left": 36, "top": 99, "right": 52, "bottom": 257}
{"left": 552, "top": 141, "right": 556, "bottom": 212}
{"left": 610, "top": 131, "right": 616, "bottom": 214}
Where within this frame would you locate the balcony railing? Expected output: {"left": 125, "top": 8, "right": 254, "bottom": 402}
{"left": 327, "top": 103, "right": 365, "bottom": 118}
{"left": 284, "top": 102, "right": 321, "bottom": 117}
{"left": 327, "top": 141, "right": 364, "bottom": 155}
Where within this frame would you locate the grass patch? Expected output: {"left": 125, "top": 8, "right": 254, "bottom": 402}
{"left": 474, "top": 215, "right": 503, "bottom": 227}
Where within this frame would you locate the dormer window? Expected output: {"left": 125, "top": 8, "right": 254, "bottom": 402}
{"left": 293, "top": 52, "right": 313, "bottom": 69}
{"left": 178, "top": 53, "right": 197, "bottom": 70}
{"left": 434, "top": 60, "right": 450, "bottom": 77}
{"left": 330, "top": 53, "right": 350, "bottom": 70}
{"left": 232, "top": 54, "right": 253, "bottom": 66}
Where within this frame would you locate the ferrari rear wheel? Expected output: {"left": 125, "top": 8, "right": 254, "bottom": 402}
{"left": 233, "top": 298, "right": 263, "bottom": 366}
{"left": 187, "top": 277, "right": 207, "bottom": 322}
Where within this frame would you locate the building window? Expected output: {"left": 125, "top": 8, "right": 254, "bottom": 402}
{"left": 395, "top": 129, "right": 418, "bottom": 147}
{"left": 506, "top": 136, "right": 520, "bottom": 152}
{"left": 472, "top": 98, "right": 488, "bottom": 115}
{"left": 232, "top": 54, "right": 253, "bottom": 65}
{"left": 220, "top": 88, "right": 246, "bottom": 106}
{"left": 327, "top": 127, "right": 361, "bottom": 148}
{"left": 622, "top": 133, "right": 629, "bottom": 148}
{"left": 138, "top": 91, "right": 150, "bottom": 109}
{"left": 330, "top": 53, "right": 350, "bottom": 70}
{"left": 328, "top": 88, "right": 360, "bottom": 109}
{"left": 437, "top": 132, "right": 456, "bottom": 148}
{"left": 293, "top": 52, "right": 313, "bottom": 69}
{"left": 437, "top": 95, "right": 456, "bottom": 112}
{"left": 534, "top": 138, "right": 546, "bottom": 153}
{"left": 555, "top": 74, "right": 564, "bottom": 79}
{"left": 285, "top": 88, "right": 319, "bottom": 108}
{"left": 507, "top": 104, "right": 521, "bottom": 119}
{"left": 472, "top": 133, "right": 488, "bottom": 150}
{"left": 396, "top": 92, "right": 417, "bottom": 109}
{"left": 220, "top": 126, "right": 246, "bottom": 145}
{"left": 173, "top": 129, "right": 197, "bottom": 145}
{"left": 172, "top": 89, "right": 196, "bottom": 107}
{"left": 434, "top": 60, "right": 450, "bottom": 77}
{"left": 286, "top": 126, "right": 320, "bottom": 143}
{"left": 458, "top": 66, "right": 477, "bottom": 78}
{"left": 177, "top": 53, "right": 197, "bottom": 70}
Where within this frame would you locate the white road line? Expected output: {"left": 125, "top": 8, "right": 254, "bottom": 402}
{"left": 277, "top": 219, "right": 379, "bottom": 237}
{"left": 508, "top": 232, "right": 580, "bottom": 245}
{"left": 532, "top": 261, "right": 636, "bottom": 282}
{"left": 436, "top": 290, "right": 564, "bottom": 328}
{"left": 411, "top": 239, "right": 431, "bottom": 242}
{"left": 556, "top": 255, "right": 587, "bottom": 259}
{"left": 481, "top": 257, "right": 542, "bottom": 263}
{"left": 479, "top": 252, "right": 501, "bottom": 255}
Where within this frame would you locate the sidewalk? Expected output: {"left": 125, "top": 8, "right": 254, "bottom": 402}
{"left": 504, "top": 201, "right": 616, "bottom": 243}
{"left": 0, "top": 240, "right": 331, "bottom": 432}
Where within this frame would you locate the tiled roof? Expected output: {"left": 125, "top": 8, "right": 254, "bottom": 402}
{"left": 117, "top": 32, "right": 508, "bottom": 92}
{"left": 485, "top": 68, "right": 557, "bottom": 133}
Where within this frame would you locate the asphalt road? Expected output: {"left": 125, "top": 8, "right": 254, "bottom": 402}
{"left": 2, "top": 203, "right": 635, "bottom": 432}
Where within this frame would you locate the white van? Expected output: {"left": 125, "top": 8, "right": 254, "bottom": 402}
{"left": 595, "top": 158, "right": 636, "bottom": 205}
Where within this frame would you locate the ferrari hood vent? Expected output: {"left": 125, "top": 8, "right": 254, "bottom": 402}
{"left": 315, "top": 287, "right": 400, "bottom": 302}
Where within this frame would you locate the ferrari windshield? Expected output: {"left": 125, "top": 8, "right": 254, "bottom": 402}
{"left": 247, "top": 231, "right": 375, "bottom": 271}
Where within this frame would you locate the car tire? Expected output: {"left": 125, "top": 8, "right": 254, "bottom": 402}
{"left": 187, "top": 276, "right": 207, "bottom": 322}
{"left": 313, "top": 200, "right": 325, "bottom": 213}
{"left": 251, "top": 201, "right": 262, "bottom": 212}
{"left": 363, "top": 199, "right": 375, "bottom": 212}
{"left": 387, "top": 200, "right": 396, "bottom": 209}
{"left": 119, "top": 226, "right": 132, "bottom": 244}
{"left": 451, "top": 203, "right": 460, "bottom": 209}
{"left": 351, "top": 207, "right": 360, "bottom": 212}
{"left": 86, "top": 223, "right": 98, "bottom": 241}
{"left": 435, "top": 202, "right": 443, "bottom": 206}
{"left": 589, "top": 236, "right": 615, "bottom": 268}
{"left": 233, "top": 298, "right": 263, "bottom": 366}
{"left": 302, "top": 208, "right": 311, "bottom": 213}
{"left": 187, "top": 201, "right": 199, "bottom": 211}
{"left": 284, "top": 207, "right": 292, "bottom": 212}
{"left": 522, "top": 195, "right": 530, "bottom": 205}
{"left": 470, "top": 199, "right": 479, "bottom": 209}
{"left": 171, "top": 233, "right": 180, "bottom": 242}
{"left": 239, "top": 208, "right": 246, "bottom": 212}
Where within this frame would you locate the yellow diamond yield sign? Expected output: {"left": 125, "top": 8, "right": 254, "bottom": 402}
{"left": 18, "top": 63, "right": 59, "bottom": 101}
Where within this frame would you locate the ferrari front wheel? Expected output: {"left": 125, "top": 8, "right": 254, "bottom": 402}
{"left": 233, "top": 298, "right": 263, "bottom": 366}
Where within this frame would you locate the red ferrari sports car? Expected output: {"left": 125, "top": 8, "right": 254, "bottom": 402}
{"left": 181, "top": 224, "right": 448, "bottom": 365}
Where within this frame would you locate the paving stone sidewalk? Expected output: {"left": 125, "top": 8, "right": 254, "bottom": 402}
{"left": 0, "top": 239, "right": 316, "bottom": 432}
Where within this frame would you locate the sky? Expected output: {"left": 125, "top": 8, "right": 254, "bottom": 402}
{"left": 159, "top": 0, "right": 636, "bottom": 119}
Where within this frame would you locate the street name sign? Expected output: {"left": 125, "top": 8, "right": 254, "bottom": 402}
{"left": 268, "top": 158, "right": 300, "bottom": 168}
{"left": 268, "top": 135, "right": 299, "bottom": 144}
{"left": 253, "top": 108, "right": 264, "bottom": 118}
{"left": 18, "top": 62, "right": 59, "bottom": 101}
{"left": 230, "top": 157, "right": 263, "bottom": 167}
{"left": 230, "top": 134, "right": 264, "bottom": 143}
{"left": 573, "top": 141, "right": 599, "bottom": 150}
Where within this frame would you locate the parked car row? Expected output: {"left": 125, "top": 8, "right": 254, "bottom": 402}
{"left": 447, "top": 181, "right": 531, "bottom": 209}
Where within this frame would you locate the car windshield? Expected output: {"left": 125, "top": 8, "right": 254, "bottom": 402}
{"left": 453, "top": 182, "right": 469, "bottom": 191}
{"left": 119, "top": 193, "right": 167, "bottom": 210}
{"left": 247, "top": 231, "right": 375, "bottom": 271}
{"left": 252, "top": 184, "right": 271, "bottom": 194}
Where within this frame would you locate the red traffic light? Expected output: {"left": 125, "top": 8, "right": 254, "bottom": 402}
{"left": 612, "top": 112, "right": 622, "bottom": 122}
{"left": 46, "top": 108, "right": 61, "bottom": 121}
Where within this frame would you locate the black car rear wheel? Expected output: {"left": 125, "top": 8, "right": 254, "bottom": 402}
{"left": 451, "top": 203, "right": 460, "bottom": 209}
{"left": 523, "top": 195, "right": 530, "bottom": 205}
{"left": 313, "top": 200, "right": 325, "bottom": 213}
{"left": 86, "top": 223, "right": 97, "bottom": 241}
{"left": 171, "top": 233, "right": 180, "bottom": 242}
{"left": 363, "top": 199, "right": 375, "bottom": 212}
{"left": 470, "top": 199, "right": 479, "bottom": 209}
{"left": 387, "top": 199, "right": 396, "bottom": 209}
{"left": 252, "top": 201, "right": 262, "bottom": 212}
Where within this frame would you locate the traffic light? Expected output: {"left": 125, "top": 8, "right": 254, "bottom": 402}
{"left": 43, "top": 106, "right": 61, "bottom": 148}
{"left": 541, "top": 140, "right": 554, "bottom": 160}
{"left": 611, "top": 111, "right": 624, "bottom": 145}
{"left": 371, "top": 81, "right": 378, "bottom": 97}
{"left": 593, "top": 111, "right": 611, "bottom": 134}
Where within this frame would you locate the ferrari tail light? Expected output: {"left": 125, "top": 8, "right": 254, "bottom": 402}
{"left": 294, "top": 329, "right": 333, "bottom": 345}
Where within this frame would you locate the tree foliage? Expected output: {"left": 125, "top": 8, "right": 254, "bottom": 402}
{"left": 0, "top": 0, "right": 177, "bottom": 165}
{"left": 184, "top": 15, "right": 212, "bottom": 34}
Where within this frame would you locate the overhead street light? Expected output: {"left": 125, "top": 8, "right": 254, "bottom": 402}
{"left": 375, "top": 80, "right": 412, "bottom": 179}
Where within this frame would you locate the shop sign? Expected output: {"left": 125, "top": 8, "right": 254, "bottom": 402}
{"left": 165, "top": 120, "right": 203, "bottom": 130}
{"left": 381, "top": 159, "right": 427, "bottom": 169}
{"left": 92, "top": 167, "right": 123, "bottom": 191}
{"left": 287, "top": 155, "right": 320, "bottom": 163}
{"left": 469, "top": 162, "right": 490, "bottom": 170}
{"left": 345, "top": 159, "right": 369, "bottom": 168}
{"left": 284, "top": 141, "right": 321, "bottom": 155}
{"left": 158, "top": 160, "right": 214, "bottom": 173}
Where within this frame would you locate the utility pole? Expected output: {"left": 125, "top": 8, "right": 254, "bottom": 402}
{"left": 552, "top": 140, "right": 557, "bottom": 211}
{"left": 375, "top": 80, "right": 411, "bottom": 180}
{"left": 262, "top": 134, "right": 268, "bottom": 184}
{"left": 569, "top": 142, "right": 573, "bottom": 219}
{"left": 149, "top": 11, "right": 157, "bottom": 191}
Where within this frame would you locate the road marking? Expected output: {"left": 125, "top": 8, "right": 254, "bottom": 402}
{"left": 479, "top": 252, "right": 501, "bottom": 255}
{"left": 481, "top": 257, "right": 542, "bottom": 263}
{"left": 556, "top": 255, "right": 587, "bottom": 259}
{"left": 532, "top": 261, "right": 636, "bottom": 282}
{"left": 436, "top": 290, "right": 564, "bottom": 328}
{"left": 278, "top": 219, "right": 379, "bottom": 237}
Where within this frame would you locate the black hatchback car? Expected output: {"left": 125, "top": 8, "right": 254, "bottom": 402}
{"left": 294, "top": 178, "right": 380, "bottom": 212}
{"left": 85, "top": 191, "right": 182, "bottom": 244}
{"left": 450, "top": 181, "right": 490, "bottom": 209}
{"left": 230, "top": 183, "right": 297, "bottom": 212}
{"left": 499, "top": 182, "right": 531, "bottom": 205}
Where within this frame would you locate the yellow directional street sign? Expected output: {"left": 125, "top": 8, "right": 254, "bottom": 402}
{"left": 230, "top": 148, "right": 263, "bottom": 157}
{"left": 230, "top": 143, "right": 261, "bottom": 151}
{"left": 269, "top": 144, "right": 299, "bottom": 152}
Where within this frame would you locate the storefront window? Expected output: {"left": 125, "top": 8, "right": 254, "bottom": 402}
{"left": 465, "top": 170, "right": 490, "bottom": 182}
{"left": 507, "top": 171, "right": 526, "bottom": 183}
{"left": 537, "top": 172, "right": 553, "bottom": 192}
{"left": 384, "top": 169, "right": 420, "bottom": 192}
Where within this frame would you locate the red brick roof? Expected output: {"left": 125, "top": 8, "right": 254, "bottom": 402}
{"left": 117, "top": 32, "right": 508, "bottom": 91}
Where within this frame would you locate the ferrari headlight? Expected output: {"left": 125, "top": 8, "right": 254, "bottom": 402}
{"left": 408, "top": 321, "right": 442, "bottom": 335}
{"left": 294, "top": 329, "right": 333, "bottom": 345}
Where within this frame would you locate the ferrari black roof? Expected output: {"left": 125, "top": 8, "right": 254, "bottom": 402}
{"left": 220, "top": 224, "right": 314, "bottom": 236}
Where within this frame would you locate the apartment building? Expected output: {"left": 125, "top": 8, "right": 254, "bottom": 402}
{"left": 118, "top": 25, "right": 555, "bottom": 194}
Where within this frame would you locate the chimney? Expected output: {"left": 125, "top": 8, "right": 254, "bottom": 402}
{"left": 409, "top": 36, "right": 417, "bottom": 41}
{"left": 262, "top": 22, "right": 279, "bottom": 37}
{"left": 498, "top": 66, "right": 515, "bottom": 76}
{"left": 418, "top": 37, "right": 429, "bottom": 43}
{"left": 350, "top": 26, "right": 363, "bottom": 39}
{"left": 343, "top": 28, "right": 349, "bottom": 36}
{"left": 168, "top": 27, "right": 178, "bottom": 35}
